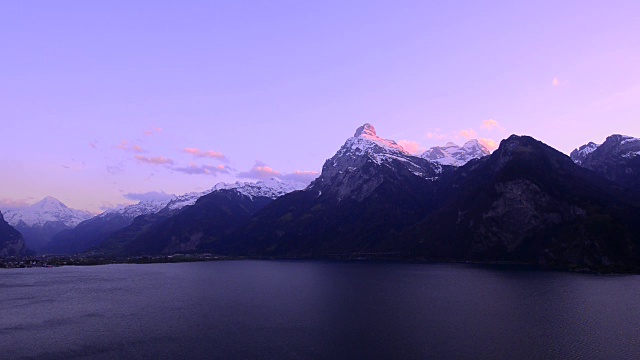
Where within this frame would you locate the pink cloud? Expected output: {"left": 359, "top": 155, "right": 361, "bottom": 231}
{"left": 238, "top": 161, "right": 281, "bottom": 180}
{"left": 481, "top": 119, "right": 503, "bottom": 131}
{"left": 478, "top": 138, "right": 499, "bottom": 152}
{"left": 552, "top": 77, "right": 560, "bottom": 87}
{"left": 172, "top": 163, "right": 229, "bottom": 176}
{"left": 458, "top": 129, "right": 478, "bottom": 140}
{"left": 144, "top": 127, "right": 163, "bottom": 136}
{"left": 398, "top": 140, "right": 426, "bottom": 155}
{"left": 183, "top": 148, "right": 227, "bottom": 161}
{"left": 135, "top": 155, "right": 174, "bottom": 165}
{"left": 117, "top": 141, "right": 146, "bottom": 153}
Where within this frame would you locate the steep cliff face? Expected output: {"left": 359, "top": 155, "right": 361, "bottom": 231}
{"left": 0, "top": 212, "right": 32, "bottom": 257}
{"left": 405, "top": 135, "right": 640, "bottom": 271}
{"left": 574, "top": 134, "right": 640, "bottom": 192}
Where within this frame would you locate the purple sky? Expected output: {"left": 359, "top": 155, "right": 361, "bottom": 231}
{"left": 2, "top": 1, "right": 640, "bottom": 212}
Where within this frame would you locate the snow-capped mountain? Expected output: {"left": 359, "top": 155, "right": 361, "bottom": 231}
{"left": 311, "top": 123, "right": 442, "bottom": 201}
{"left": 1, "top": 197, "right": 93, "bottom": 253}
{"left": 2, "top": 196, "right": 92, "bottom": 228}
{"left": 570, "top": 142, "right": 599, "bottom": 165}
{"left": 212, "top": 178, "right": 307, "bottom": 200}
{"left": 95, "top": 178, "right": 307, "bottom": 256}
{"left": 421, "top": 139, "right": 490, "bottom": 166}
{"left": 101, "top": 198, "right": 175, "bottom": 219}
{"left": 571, "top": 134, "right": 640, "bottom": 192}
{"left": 328, "top": 123, "right": 440, "bottom": 177}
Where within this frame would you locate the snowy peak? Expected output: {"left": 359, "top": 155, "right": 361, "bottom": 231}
{"left": 421, "top": 139, "right": 490, "bottom": 166}
{"left": 570, "top": 142, "right": 599, "bottom": 165}
{"left": 354, "top": 123, "right": 377, "bottom": 137}
{"left": 572, "top": 134, "right": 640, "bottom": 165}
{"left": 212, "top": 178, "right": 306, "bottom": 200}
{"left": 102, "top": 198, "right": 174, "bottom": 219}
{"left": 342, "top": 123, "right": 409, "bottom": 157}
{"left": 2, "top": 197, "right": 92, "bottom": 228}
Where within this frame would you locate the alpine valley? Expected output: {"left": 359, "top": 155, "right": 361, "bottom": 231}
{"left": 2, "top": 124, "right": 640, "bottom": 272}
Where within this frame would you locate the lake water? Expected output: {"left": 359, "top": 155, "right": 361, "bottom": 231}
{"left": 1, "top": 261, "right": 640, "bottom": 359}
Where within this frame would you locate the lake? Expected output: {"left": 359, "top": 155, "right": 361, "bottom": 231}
{"left": 1, "top": 261, "right": 639, "bottom": 359}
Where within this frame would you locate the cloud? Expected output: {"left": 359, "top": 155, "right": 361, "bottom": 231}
{"left": 398, "top": 140, "right": 426, "bottom": 155}
{"left": 98, "top": 201, "right": 133, "bottom": 211}
{"left": 117, "top": 140, "right": 146, "bottom": 153}
{"left": 135, "top": 155, "right": 174, "bottom": 165}
{"left": 481, "top": 119, "right": 503, "bottom": 131}
{"left": 123, "top": 191, "right": 175, "bottom": 202}
{"left": 280, "top": 170, "right": 320, "bottom": 184}
{"left": 172, "top": 163, "right": 229, "bottom": 176}
{"left": 238, "top": 161, "right": 282, "bottom": 180}
{"left": 183, "top": 148, "right": 227, "bottom": 161}
{"left": 478, "top": 138, "right": 499, "bottom": 152}
{"left": 144, "top": 127, "right": 163, "bottom": 136}
{"left": 0, "top": 197, "right": 34, "bottom": 210}
{"left": 552, "top": 77, "right": 568, "bottom": 87}
{"left": 458, "top": 129, "right": 478, "bottom": 140}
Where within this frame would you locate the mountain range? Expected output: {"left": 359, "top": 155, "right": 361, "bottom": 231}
{"left": 2, "top": 124, "right": 640, "bottom": 272}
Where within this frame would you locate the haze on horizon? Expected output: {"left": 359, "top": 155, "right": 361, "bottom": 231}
{"left": 2, "top": 0, "right": 639, "bottom": 212}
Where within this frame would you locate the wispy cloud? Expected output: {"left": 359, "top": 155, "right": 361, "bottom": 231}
{"left": 280, "top": 170, "right": 320, "bottom": 184}
{"left": 0, "top": 197, "right": 34, "bottom": 210}
{"left": 123, "top": 191, "right": 175, "bottom": 202}
{"left": 135, "top": 155, "right": 174, "bottom": 165}
{"left": 183, "top": 148, "right": 227, "bottom": 161}
{"left": 238, "top": 161, "right": 282, "bottom": 180}
{"left": 117, "top": 140, "right": 146, "bottom": 153}
{"left": 172, "top": 163, "right": 229, "bottom": 176}
{"left": 481, "top": 119, "right": 503, "bottom": 131}
{"left": 398, "top": 140, "right": 426, "bottom": 155}
{"left": 144, "top": 127, "right": 163, "bottom": 136}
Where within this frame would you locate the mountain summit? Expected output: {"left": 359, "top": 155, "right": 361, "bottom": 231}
{"left": 421, "top": 139, "right": 490, "bottom": 166}
{"left": 1, "top": 197, "right": 93, "bottom": 252}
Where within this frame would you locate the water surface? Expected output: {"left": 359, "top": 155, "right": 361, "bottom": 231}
{"left": 1, "top": 261, "right": 639, "bottom": 359}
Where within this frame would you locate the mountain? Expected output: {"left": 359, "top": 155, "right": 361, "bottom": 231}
{"left": 572, "top": 134, "right": 640, "bottom": 192}
{"left": 44, "top": 198, "right": 174, "bottom": 254}
{"left": 97, "top": 178, "right": 306, "bottom": 256}
{"left": 0, "top": 211, "right": 31, "bottom": 257}
{"left": 1, "top": 197, "right": 92, "bottom": 253}
{"left": 403, "top": 135, "right": 640, "bottom": 272}
{"left": 221, "top": 124, "right": 445, "bottom": 256}
{"left": 421, "top": 139, "right": 490, "bottom": 166}
{"left": 569, "top": 142, "right": 599, "bottom": 165}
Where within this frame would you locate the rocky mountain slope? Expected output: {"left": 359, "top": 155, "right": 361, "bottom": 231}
{"left": 572, "top": 134, "right": 640, "bottom": 192}
{"left": 96, "top": 178, "right": 306, "bottom": 256}
{"left": 0, "top": 212, "right": 31, "bottom": 257}
{"left": 220, "top": 124, "right": 445, "bottom": 256}
{"left": 403, "top": 135, "right": 640, "bottom": 271}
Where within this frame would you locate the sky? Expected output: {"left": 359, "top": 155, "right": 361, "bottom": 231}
{"left": 1, "top": 0, "right": 640, "bottom": 212}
